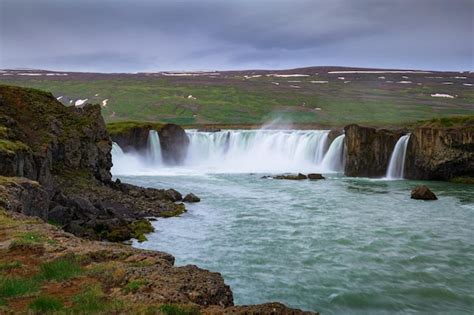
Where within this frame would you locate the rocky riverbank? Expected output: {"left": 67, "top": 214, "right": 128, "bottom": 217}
{"left": 0, "top": 208, "right": 314, "bottom": 314}
{"left": 0, "top": 85, "right": 316, "bottom": 313}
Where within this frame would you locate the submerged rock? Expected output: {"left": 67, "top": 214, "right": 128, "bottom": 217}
{"left": 411, "top": 185, "right": 438, "bottom": 200}
{"left": 308, "top": 173, "right": 325, "bottom": 180}
{"left": 274, "top": 173, "right": 308, "bottom": 180}
{"left": 183, "top": 193, "right": 200, "bottom": 202}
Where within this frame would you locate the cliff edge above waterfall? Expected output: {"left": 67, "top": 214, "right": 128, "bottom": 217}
{"left": 405, "top": 117, "right": 474, "bottom": 181}
{"left": 344, "top": 117, "right": 474, "bottom": 181}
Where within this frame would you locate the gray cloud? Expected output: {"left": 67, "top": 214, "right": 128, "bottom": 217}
{"left": 1, "top": 0, "right": 472, "bottom": 72}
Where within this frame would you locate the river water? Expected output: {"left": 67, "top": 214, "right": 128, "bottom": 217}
{"left": 112, "top": 130, "right": 474, "bottom": 314}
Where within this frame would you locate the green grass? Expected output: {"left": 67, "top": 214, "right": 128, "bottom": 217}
{"left": 72, "top": 285, "right": 106, "bottom": 313}
{"left": 28, "top": 295, "right": 64, "bottom": 312}
{"left": 0, "top": 277, "right": 39, "bottom": 298}
{"left": 159, "top": 304, "right": 200, "bottom": 315}
{"left": 0, "top": 261, "right": 22, "bottom": 272}
{"left": 0, "top": 139, "right": 29, "bottom": 154}
{"left": 9, "top": 231, "right": 57, "bottom": 249}
{"left": 15, "top": 232, "right": 45, "bottom": 244}
{"left": 107, "top": 120, "right": 164, "bottom": 136}
{"left": 37, "top": 257, "right": 83, "bottom": 281}
{"left": 123, "top": 279, "right": 148, "bottom": 293}
{"left": 415, "top": 116, "right": 474, "bottom": 128}
{"left": 1, "top": 73, "right": 472, "bottom": 126}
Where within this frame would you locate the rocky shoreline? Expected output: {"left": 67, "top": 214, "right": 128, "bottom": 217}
{"left": 0, "top": 85, "right": 317, "bottom": 313}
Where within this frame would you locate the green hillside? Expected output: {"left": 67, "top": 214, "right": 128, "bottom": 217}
{"left": 1, "top": 68, "right": 472, "bottom": 126}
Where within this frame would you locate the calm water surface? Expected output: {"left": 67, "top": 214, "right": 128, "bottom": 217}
{"left": 120, "top": 173, "right": 474, "bottom": 314}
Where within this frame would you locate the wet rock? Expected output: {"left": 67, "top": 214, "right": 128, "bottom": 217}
{"left": 197, "top": 127, "right": 221, "bottom": 132}
{"left": 274, "top": 173, "right": 308, "bottom": 180}
{"left": 308, "top": 173, "right": 325, "bottom": 180}
{"left": 158, "top": 123, "right": 190, "bottom": 165}
{"left": 165, "top": 188, "right": 183, "bottom": 201}
{"left": 183, "top": 193, "right": 200, "bottom": 203}
{"left": 344, "top": 124, "right": 405, "bottom": 177}
{"left": 411, "top": 185, "right": 438, "bottom": 200}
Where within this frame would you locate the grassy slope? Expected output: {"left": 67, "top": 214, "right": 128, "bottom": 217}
{"left": 1, "top": 68, "right": 473, "bottom": 126}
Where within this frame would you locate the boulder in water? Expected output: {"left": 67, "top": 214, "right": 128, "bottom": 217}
{"left": 411, "top": 185, "right": 438, "bottom": 200}
{"left": 183, "top": 193, "right": 200, "bottom": 202}
{"left": 308, "top": 173, "right": 325, "bottom": 180}
{"left": 274, "top": 173, "right": 308, "bottom": 180}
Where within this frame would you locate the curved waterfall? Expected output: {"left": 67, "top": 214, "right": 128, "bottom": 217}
{"left": 321, "top": 135, "right": 346, "bottom": 172}
{"left": 386, "top": 134, "right": 411, "bottom": 179}
{"left": 112, "top": 129, "right": 347, "bottom": 174}
{"left": 147, "top": 130, "right": 163, "bottom": 164}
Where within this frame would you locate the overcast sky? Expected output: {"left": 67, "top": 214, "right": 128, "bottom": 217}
{"left": 1, "top": 0, "right": 472, "bottom": 72}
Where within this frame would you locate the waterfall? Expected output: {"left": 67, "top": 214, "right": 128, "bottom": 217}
{"left": 147, "top": 130, "right": 163, "bottom": 164}
{"left": 386, "top": 134, "right": 411, "bottom": 179}
{"left": 321, "top": 135, "right": 346, "bottom": 172}
{"left": 111, "top": 142, "right": 124, "bottom": 156}
{"left": 184, "top": 129, "right": 330, "bottom": 173}
{"left": 111, "top": 129, "right": 351, "bottom": 175}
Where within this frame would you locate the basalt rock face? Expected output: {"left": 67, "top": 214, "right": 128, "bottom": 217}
{"left": 159, "top": 123, "right": 190, "bottom": 164}
{"left": 404, "top": 126, "right": 474, "bottom": 180}
{"left": 344, "top": 124, "right": 405, "bottom": 177}
{"left": 327, "top": 128, "right": 343, "bottom": 146}
{"left": 0, "top": 85, "right": 112, "bottom": 189}
{"left": 110, "top": 126, "right": 151, "bottom": 152}
{"left": 0, "top": 85, "right": 186, "bottom": 242}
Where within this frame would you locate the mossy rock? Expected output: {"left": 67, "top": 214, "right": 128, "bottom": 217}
{"left": 107, "top": 121, "right": 164, "bottom": 137}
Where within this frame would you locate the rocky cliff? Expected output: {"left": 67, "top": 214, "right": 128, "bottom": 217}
{"left": 405, "top": 120, "right": 474, "bottom": 180}
{"left": 344, "top": 124, "right": 405, "bottom": 177}
{"left": 0, "top": 85, "right": 186, "bottom": 241}
{"left": 343, "top": 118, "right": 474, "bottom": 180}
{"left": 0, "top": 85, "right": 112, "bottom": 190}
{"left": 108, "top": 121, "right": 190, "bottom": 164}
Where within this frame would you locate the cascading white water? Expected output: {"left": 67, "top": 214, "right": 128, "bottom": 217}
{"left": 321, "top": 135, "right": 346, "bottom": 172}
{"left": 111, "top": 142, "right": 124, "bottom": 156}
{"left": 112, "top": 129, "right": 348, "bottom": 175}
{"left": 147, "top": 130, "right": 163, "bottom": 164}
{"left": 184, "top": 130, "right": 329, "bottom": 173}
{"left": 386, "top": 134, "right": 411, "bottom": 179}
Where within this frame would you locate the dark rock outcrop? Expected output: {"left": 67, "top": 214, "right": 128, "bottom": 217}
{"left": 110, "top": 126, "right": 151, "bottom": 152}
{"left": 0, "top": 177, "right": 49, "bottom": 220}
{"left": 0, "top": 86, "right": 188, "bottom": 242}
{"left": 0, "top": 86, "right": 112, "bottom": 189}
{"left": 327, "top": 128, "right": 343, "bottom": 146}
{"left": 308, "top": 173, "right": 325, "bottom": 180}
{"left": 274, "top": 173, "right": 308, "bottom": 180}
{"left": 159, "top": 123, "right": 190, "bottom": 164}
{"left": 344, "top": 124, "right": 405, "bottom": 177}
{"left": 404, "top": 126, "right": 474, "bottom": 180}
{"left": 411, "top": 185, "right": 438, "bottom": 200}
{"left": 184, "top": 193, "right": 201, "bottom": 202}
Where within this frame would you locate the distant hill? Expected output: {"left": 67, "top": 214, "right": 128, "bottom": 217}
{"left": 0, "top": 67, "right": 472, "bottom": 126}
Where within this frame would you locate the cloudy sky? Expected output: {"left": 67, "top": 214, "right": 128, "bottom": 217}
{"left": 1, "top": 0, "right": 472, "bottom": 72}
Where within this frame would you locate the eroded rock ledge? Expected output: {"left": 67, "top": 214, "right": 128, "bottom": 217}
{"left": 344, "top": 119, "right": 474, "bottom": 180}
